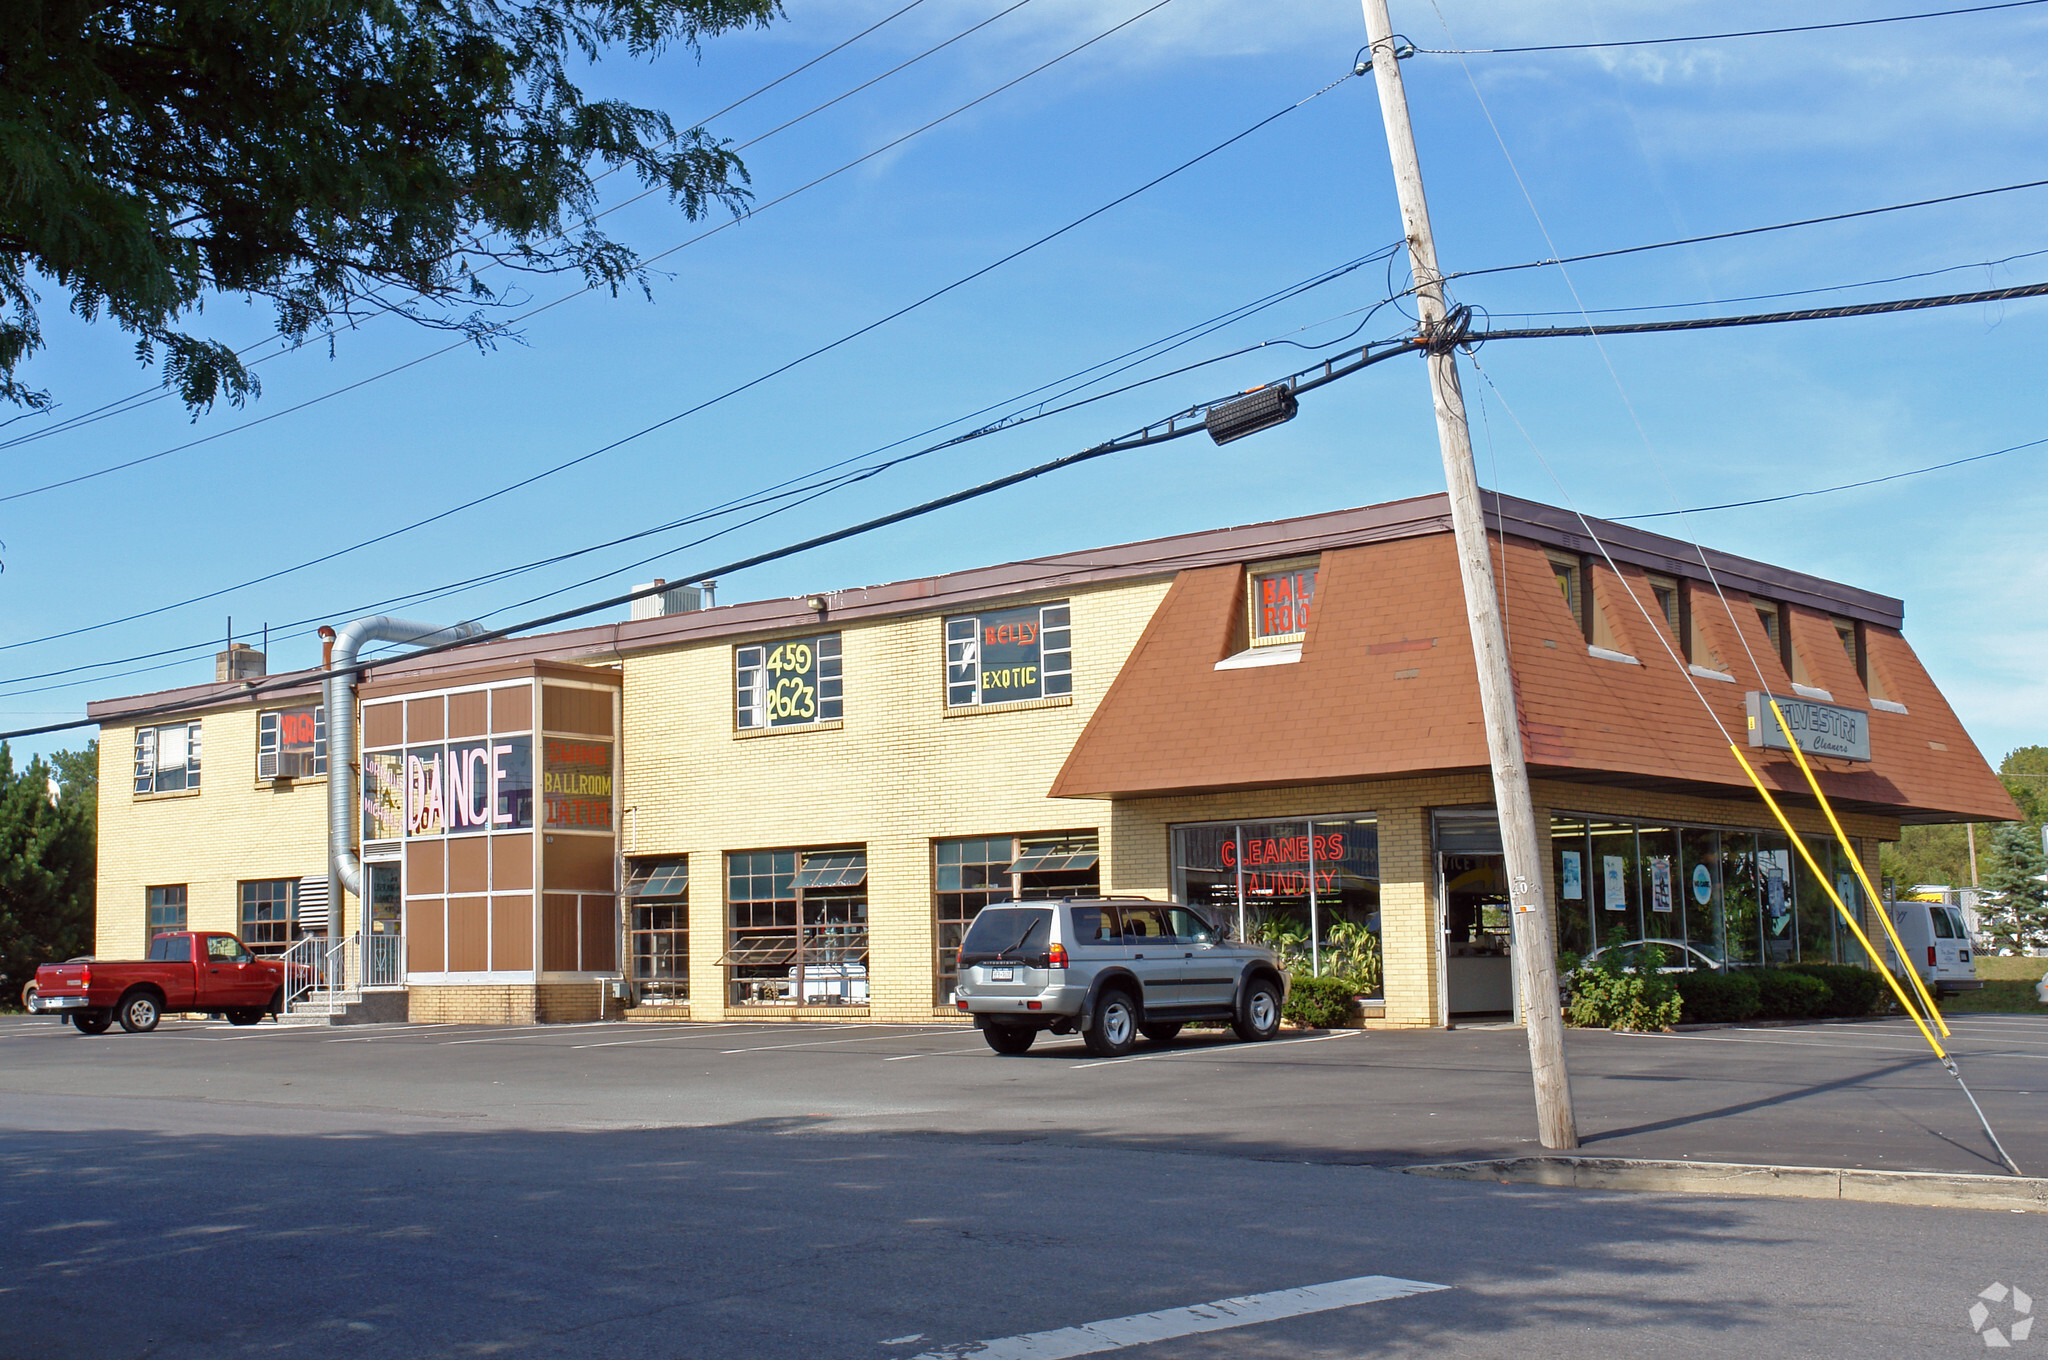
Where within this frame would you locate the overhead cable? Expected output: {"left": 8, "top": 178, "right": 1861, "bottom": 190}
{"left": 1613, "top": 435, "right": 2048, "bottom": 520}
{"left": 1448, "top": 178, "right": 2048, "bottom": 283}
{"left": 0, "top": 335, "right": 1419, "bottom": 741}
{"left": 1417, "top": 0, "right": 2048, "bottom": 55}
{"left": 0, "top": 0, "right": 945, "bottom": 456}
{"left": 1465, "top": 278, "right": 2048, "bottom": 340}
{"left": 0, "top": 0, "right": 1177, "bottom": 505}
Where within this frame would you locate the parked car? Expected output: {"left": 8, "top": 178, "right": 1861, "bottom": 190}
{"left": 1562, "top": 939, "right": 1724, "bottom": 1002}
{"left": 1883, "top": 899, "right": 1982, "bottom": 996}
{"left": 29, "top": 932, "right": 292, "bottom": 1033}
{"left": 952, "top": 896, "right": 1288, "bottom": 1057}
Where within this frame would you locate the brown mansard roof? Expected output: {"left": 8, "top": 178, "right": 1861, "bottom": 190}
{"left": 84, "top": 493, "right": 2016, "bottom": 822}
{"left": 1048, "top": 509, "right": 2016, "bottom": 824}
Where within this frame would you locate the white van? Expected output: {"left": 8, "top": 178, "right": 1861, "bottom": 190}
{"left": 1884, "top": 898, "right": 1982, "bottom": 995}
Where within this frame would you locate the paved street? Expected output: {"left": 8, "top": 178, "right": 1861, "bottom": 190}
{"left": 3, "top": 1014, "right": 2044, "bottom": 1358}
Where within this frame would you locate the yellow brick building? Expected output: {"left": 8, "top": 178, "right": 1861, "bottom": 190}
{"left": 84, "top": 493, "right": 2017, "bottom": 1027}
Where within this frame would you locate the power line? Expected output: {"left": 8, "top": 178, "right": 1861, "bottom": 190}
{"left": 0, "top": 334, "right": 1423, "bottom": 740}
{"left": 0, "top": 0, "right": 944, "bottom": 456}
{"left": 1466, "top": 278, "right": 2048, "bottom": 339}
{"left": 1416, "top": 0, "right": 2048, "bottom": 55}
{"left": 0, "top": 41, "right": 1356, "bottom": 659}
{"left": 0, "top": 248, "right": 1400, "bottom": 692}
{"left": 0, "top": 0, "right": 1126, "bottom": 501}
{"left": 1447, "top": 178, "right": 2048, "bottom": 283}
{"left": 1613, "top": 434, "right": 2048, "bottom": 520}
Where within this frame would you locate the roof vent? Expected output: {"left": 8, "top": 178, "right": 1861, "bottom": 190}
{"left": 216, "top": 643, "right": 266, "bottom": 681}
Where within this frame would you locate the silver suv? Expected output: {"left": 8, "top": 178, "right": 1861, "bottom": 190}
{"left": 953, "top": 897, "right": 1289, "bottom": 1057}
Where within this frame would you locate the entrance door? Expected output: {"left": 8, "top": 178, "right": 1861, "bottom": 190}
{"left": 367, "top": 860, "right": 403, "bottom": 986}
{"left": 1434, "top": 811, "right": 1516, "bottom": 1019}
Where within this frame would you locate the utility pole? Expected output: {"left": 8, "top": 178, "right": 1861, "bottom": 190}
{"left": 1966, "top": 822, "right": 1979, "bottom": 889}
{"left": 1359, "top": 0, "right": 1577, "bottom": 1149}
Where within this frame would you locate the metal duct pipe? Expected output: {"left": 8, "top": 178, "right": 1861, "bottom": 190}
{"left": 323, "top": 616, "right": 488, "bottom": 914}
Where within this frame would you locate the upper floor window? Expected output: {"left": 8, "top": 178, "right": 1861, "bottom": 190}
{"left": 945, "top": 603, "right": 1072, "bottom": 707}
{"left": 1647, "top": 574, "right": 1680, "bottom": 639}
{"left": 1547, "top": 552, "right": 1588, "bottom": 640}
{"left": 1248, "top": 561, "right": 1317, "bottom": 645}
{"left": 135, "top": 721, "right": 202, "bottom": 794}
{"left": 736, "top": 635, "right": 843, "bottom": 730}
{"left": 258, "top": 705, "right": 327, "bottom": 779}
{"left": 1833, "top": 617, "right": 1865, "bottom": 684}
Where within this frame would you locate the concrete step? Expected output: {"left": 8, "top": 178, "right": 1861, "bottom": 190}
{"left": 276, "top": 992, "right": 409, "bottom": 1027}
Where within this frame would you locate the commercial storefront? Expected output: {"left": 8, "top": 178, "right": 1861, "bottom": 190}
{"left": 87, "top": 493, "right": 2019, "bottom": 1026}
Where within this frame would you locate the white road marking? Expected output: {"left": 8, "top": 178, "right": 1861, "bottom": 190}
{"left": 1070, "top": 1029, "right": 1360, "bottom": 1070}
{"left": 1630, "top": 1030, "right": 2048, "bottom": 1062}
{"left": 882, "top": 1044, "right": 993, "bottom": 1061}
{"left": 718, "top": 1027, "right": 961, "bottom": 1055}
{"left": 907, "top": 1273, "right": 1447, "bottom": 1360}
{"left": 571, "top": 1025, "right": 795, "bottom": 1050}
{"left": 438, "top": 1023, "right": 614, "bottom": 1045}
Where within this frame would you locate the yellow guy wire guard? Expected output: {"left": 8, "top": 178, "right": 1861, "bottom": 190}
{"left": 1766, "top": 697, "right": 1951, "bottom": 1038}
{"left": 1726, "top": 742, "right": 1947, "bottom": 1059}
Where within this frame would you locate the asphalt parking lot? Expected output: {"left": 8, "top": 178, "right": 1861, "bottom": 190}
{"left": 3, "top": 1013, "right": 2043, "bottom": 1359}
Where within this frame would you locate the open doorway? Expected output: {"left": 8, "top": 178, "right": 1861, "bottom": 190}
{"left": 1434, "top": 810, "right": 1515, "bottom": 1020}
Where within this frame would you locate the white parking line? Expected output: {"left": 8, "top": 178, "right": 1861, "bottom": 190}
{"left": 1070, "top": 1030, "right": 1360, "bottom": 1071}
{"left": 719, "top": 1026, "right": 961, "bottom": 1055}
{"left": 882, "top": 1044, "right": 994, "bottom": 1061}
{"left": 1632, "top": 1030, "right": 2048, "bottom": 1062}
{"left": 571, "top": 1025, "right": 794, "bottom": 1050}
{"left": 439, "top": 1023, "right": 614, "bottom": 1045}
{"left": 906, "top": 1273, "right": 1448, "bottom": 1360}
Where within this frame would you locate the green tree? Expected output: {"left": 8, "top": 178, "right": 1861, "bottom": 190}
{"left": 1981, "top": 820, "right": 2047, "bottom": 952}
{"left": 0, "top": 742, "right": 95, "bottom": 1007}
{"left": 1, "top": 0, "right": 780, "bottom": 413}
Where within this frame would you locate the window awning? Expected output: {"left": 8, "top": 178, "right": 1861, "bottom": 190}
{"left": 792, "top": 851, "right": 867, "bottom": 890}
{"left": 1009, "top": 846, "right": 1100, "bottom": 875}
{"left": 296, "top": 876, "right": 330, "bottom": 929}
{"left": 718, "top": 934, "right": 797, "bottom": 967}
{"left": 626, "top": 858, "right": 689, "bottom": 899}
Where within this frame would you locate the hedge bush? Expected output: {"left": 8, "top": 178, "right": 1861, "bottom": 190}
{"left": 1567, "top": 965, "right": 1681, "bottom": 1031}
{"left": 1754, "top": 969, "right": 1829, "bottom": 1019}
{"left": 1786, "top": 963, "right": 1882, "bottom": 1018}
{"left": 1283, "top": 974, "right": 1357, "bottom": 1029}
{"left": 1674, "top": 969, "right": 1760, "bottom": 1024}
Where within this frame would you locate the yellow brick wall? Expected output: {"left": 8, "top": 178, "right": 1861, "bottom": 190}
{"left": 620, "top": 577, "right": 1173, "bottom": 1025}
{"left": 96, "top": 708, "right": 337, "bottom": 957}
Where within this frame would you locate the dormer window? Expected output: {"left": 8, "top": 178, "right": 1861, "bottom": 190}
{"left": 1248, "top": 560, "right": 1317, "bottom": 646}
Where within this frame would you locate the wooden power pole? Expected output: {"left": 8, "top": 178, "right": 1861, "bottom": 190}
{"left": 1359, "top": 0, "right": 1578, "bottom": 1149}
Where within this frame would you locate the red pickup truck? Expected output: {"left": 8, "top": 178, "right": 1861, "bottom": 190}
{"left": 32, "top": 931, "right": 290, "bottom": 1034}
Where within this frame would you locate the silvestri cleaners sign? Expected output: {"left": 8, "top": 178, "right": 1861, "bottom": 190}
{"left": 1745, "top": 692, "right": 1871, "bottom": 762}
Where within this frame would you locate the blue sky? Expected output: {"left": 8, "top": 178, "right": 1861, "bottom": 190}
{"left": 4, "top": 0, "right": 2045, "bottom": 770}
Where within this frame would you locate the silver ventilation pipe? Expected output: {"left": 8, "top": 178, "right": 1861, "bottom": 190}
{"left": 322, "top": 616, "right": 488, "bottom": 915}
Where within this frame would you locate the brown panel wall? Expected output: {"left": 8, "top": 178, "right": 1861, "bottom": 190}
{"left": 447, "top": 897, "right": 489, "bottom": 972}
{"left": 491, "top": 833, "right": 533, "bottom": 890}
{"left": 409, "top": 898, "right": 445, "bottom": 973}
{"left": 542, "top": 894, "right": 580, "bottom": 971}
{"left": 447, "top": 690, "right": 489, "bottom": 739}
{"left": 362, "top": 701, "right": 403, "bottom": 749}
{"left": 491, "top": 894, "right": 534, "bottom": 972}
{"left": 447, "top": 835, "right": 489, "bottom": 894}
{"left": 492, "top": 684, "right": 532, "bottom": 734}
{"left": 406, "top": 839, "right": 445, "bottom": 895}
{"left": 406, "top": 695, "right": 445, "bottom": 742}
{"left": 542, "top": 685, "right": 613, "bottom": 736}
{"left": 580, "top": 895, "right": 618, "bottom": 971}
{"left": 542, "top": 833, "right": 614, "bottom": 891}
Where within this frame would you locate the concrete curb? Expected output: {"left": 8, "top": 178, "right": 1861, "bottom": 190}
{"left": 1400, "top": 1155, "right": 2048, "bottom": 1213}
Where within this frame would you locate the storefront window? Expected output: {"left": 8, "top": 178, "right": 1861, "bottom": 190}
{"left": 1794, "top": 836, "right": 1837, "bottom": 963}
{"left": 1587, "top": 820, "right": 1642, "bottom": 946}
{"left": 1169, "top": 816, "right": 1380, "bottom": 995}
{"left": 627, "top": 857, "right": 689, "bottom": 1003}
{"left": 1680, "top": 828, "right": 1722, "bottom": 961}
{"left": 724, "top": 848, "right": 868, "bottom": 1006}
{"left": 1758, "top": 833, "right": 1796, "bottom": 964}
{"left": 933, "top": 833, "right": 1100, "bottom": 1004}
{"left": 1638, "top": 826, "right": 1681, "bottom": 939}
{"left": 1550, "top": 817, "right": 1591, "bottom": 959}
{"left": 1721, "top": 832, "right": 1761, "bottom": 966}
